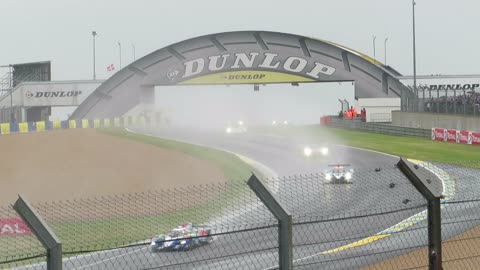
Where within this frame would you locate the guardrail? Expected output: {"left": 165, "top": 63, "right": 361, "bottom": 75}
{"left": 2, "top": 160, "right": 479, "bottom": 269}
{"left": 324, "top": 116, "right": 431, "bottom": 138}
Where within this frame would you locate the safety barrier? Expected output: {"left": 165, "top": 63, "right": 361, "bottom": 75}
{"left": 0, "top": 115, "right": 156, "bottom": 135}
{"left": 322, "top": 116, "right": 432, "bottom": 138}
{"left": 432, "top": 127, "right": 480, "bottom": 145}
{"left": 2, "top": 160, "right": 480, "bottom": 269}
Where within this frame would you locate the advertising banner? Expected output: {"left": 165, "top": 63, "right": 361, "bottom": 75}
{"left": 446, "top": 129, "right": 457, "bottom": 143}
{"left": 471, "top": 132, "right": 480, "bottom": 145}
{"left": 458, "top": 130, "right": 471, "bottom": 145}
{"left": 431, "top": 128, "right": 446, "bottom": 141}
{"left": 0, "top": 218, "right": 31, "bottom": 236}
{"left": 21, "top": 82, "right": 100, "bottom": 107}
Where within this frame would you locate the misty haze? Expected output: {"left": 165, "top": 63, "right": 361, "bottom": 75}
{"left": 155, "top": 82, "right": 354, "bottom": 129}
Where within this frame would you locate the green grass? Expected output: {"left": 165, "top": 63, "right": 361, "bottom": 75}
{"left": 257, "top": 125, "right": 480, "bottom": 168}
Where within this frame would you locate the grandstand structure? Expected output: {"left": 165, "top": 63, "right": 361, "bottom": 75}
{"left": 0, "top": 62, "right": 51, "bottom": 123}
{"left": 397, "top": 74, "right": 480, "bottom": 116}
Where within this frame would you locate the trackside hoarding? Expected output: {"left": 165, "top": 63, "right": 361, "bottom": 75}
{"left": 0, "top": 218, "right": 31, "bottom": 237}
{"left": 0, "top": 81, "right": 102, "bottom": 109}
{"left": 432, "top": 127, "right": 480, "bottom": 145}
{"left": 20, "top": 82, "right": 99, "bottom": 107}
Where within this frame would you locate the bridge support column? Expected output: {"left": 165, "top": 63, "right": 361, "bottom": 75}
{"left": 140, "top": 85, "right": 155, "bottom": 115}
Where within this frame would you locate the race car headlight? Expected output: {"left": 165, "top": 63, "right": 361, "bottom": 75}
{"left": 283, "top": 120, "right": 288, "bottom": 125}
{"left": 226, "top": 127, "right": 232, "bottom": 133}
{"left": 303, "top": 147, "right": 313, "bottom": 157}
{"left": 320, "top": 147, "right": 329, "bottom": 156}
{"left": 272, "top": 120, "right": 277, "bottom": 125}
{"left": 325, "top": 174, "right": 332, "bottom": 180}
{"left": 345, "top": 172, "right": 352, "bottom": 180}
{"left": 238, "top": 121, "right": 244, "bottom": 126}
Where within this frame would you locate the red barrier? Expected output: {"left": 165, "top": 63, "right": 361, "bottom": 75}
{"left": 447, "top": 129, "right": 457, "bottom": 143}
{"left": 432, "top": 127, "right": 480, "bottom": 146}
{"left": 0, "top": 218, "right": 31, "bottom": 236}
{"left": 431, "top": 128, "right": 446, "bottom": 141}
{"left": 471, "top": 132, "right": 480, "bottom": 145}
{"left": 458, "top": 130, "right": 471, "bottom": 145}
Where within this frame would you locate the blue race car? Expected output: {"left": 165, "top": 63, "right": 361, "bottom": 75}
{"left": 149, "top": 223, "right": 213, "bottom": 252}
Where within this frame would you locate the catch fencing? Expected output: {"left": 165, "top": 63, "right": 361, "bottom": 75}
{"left": 1, "top": 160, "right": 480, "bottom": 269}
{"left": 326, "top": 116, "right": 432, "bottom": 138}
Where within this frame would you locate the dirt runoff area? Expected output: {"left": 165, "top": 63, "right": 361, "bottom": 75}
{"left": 363, "top": 224, "right": 480, "bottom": 270}
{"left": 0, "top": 129, "right": 224, "bottom": 205}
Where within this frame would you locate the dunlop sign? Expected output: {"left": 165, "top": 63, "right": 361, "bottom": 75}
{"left": 166, "top": 52, "right": 336, "bottom": 84}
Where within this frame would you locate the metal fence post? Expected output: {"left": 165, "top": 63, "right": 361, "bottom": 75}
{"left": 247, "top": 174, "right": 292, "bottom": 270}
{"left": 13, "top": 195, "right": 62, "bottom": 270}
{"left": 397, "top": 158, "right": 442, "bottom": 270}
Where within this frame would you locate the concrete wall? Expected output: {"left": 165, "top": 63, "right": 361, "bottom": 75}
{"left": 392, "top": 111, "right": 480, "bottom": 131}
{"left": 358, "top": 98, "right": 401, "bottom": 122}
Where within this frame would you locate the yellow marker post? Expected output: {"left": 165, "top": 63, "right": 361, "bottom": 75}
{"left": 36, "top": 121, "right": 46, "bottom": 132}
{"left": 82, "top": 119, "right": 89, "bottom": 129}
{"left": 52, "top": 121, "right": 61, "bottom": 130}
{"left": 19, "top": 122, "right": 29, "bottom": 133}
{"left": 103, "top": 119, "right": 111, "bottom": 128}
{"left": 68, "top": 120, "right": 76, "bottom": 129}
{"left": 0, "top": 123, "right": 10, "bottom": 135}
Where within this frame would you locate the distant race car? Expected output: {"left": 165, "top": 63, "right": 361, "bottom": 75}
{"left": 272, "top": 120, "right": 289, "bottom": 126}
{"left": 302, "top": 145, "right": 329, "bottom": 158}
{"left": 225, "top": 121, "right": 247, "bottom": 134}
{"left": 149, "top": 223, "right": 213, "bottom": 252}
{"left": 324, "top": 164, "right": 354, "bottom": 183}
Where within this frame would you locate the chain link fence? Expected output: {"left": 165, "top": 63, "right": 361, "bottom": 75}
{"left": 1, "top": 161, "right": 480, "bottom": 269}
{"left": 0, "top": 205, "right": 46, "bottom": 268}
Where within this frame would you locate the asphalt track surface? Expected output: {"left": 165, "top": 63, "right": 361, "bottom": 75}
{"left": 17, "top": 127, "right": 480, "bottom": 270}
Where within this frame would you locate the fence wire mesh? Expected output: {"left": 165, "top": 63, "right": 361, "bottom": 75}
{"left": 2, "top": 161, "right": 480, "bottom": 269}
{"left": 0, "top": 205, "right": 46, "bottom": 269}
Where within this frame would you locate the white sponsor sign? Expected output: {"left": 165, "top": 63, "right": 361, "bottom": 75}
{"left": 20, "top": 82, "right": 100, "bottom": 107}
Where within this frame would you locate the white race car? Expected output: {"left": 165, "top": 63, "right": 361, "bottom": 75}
{"left": 324, "top": 164, "right": 354, "bottom": 183}
{"left": 272, "top": 120, "right": 289, "bottom": 126}
{"left": 302, "top": 145, "right": 329, "bottom": 158}
{"left": 225, "top": 121, "right": 247, "bottom": 134}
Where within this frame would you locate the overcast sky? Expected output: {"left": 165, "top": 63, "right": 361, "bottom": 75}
{"left": 1, "top": 0, "right": 479, "bottom": 81}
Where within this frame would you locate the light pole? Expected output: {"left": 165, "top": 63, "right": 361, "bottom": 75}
{"left": 92, "top": 31, "right": 97, "bottom": 80}
{"left": 384, "top": 37, "right": 389, "bottom": 65}
{"left": 118, "top": 42, "right": 122, "bottom": 70}
{"left": 132, "top": 44, "right": 136, "bottom": 61}
{"left": 9, "top": 65, "right": 13, "bottom": 122}
{"left": 373, "top": 35, "right": 377, "bottom": 63}
{"left": 412, "top": 0, "right": 418, "bottom": 111}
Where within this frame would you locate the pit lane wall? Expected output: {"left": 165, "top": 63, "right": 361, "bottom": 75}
{"left": 0, "top": 114, "right": 158, "bottom": 135}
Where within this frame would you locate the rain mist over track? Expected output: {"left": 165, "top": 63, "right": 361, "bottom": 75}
{"left": 153, "top": 82, "right": 354, "bottom": 130}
